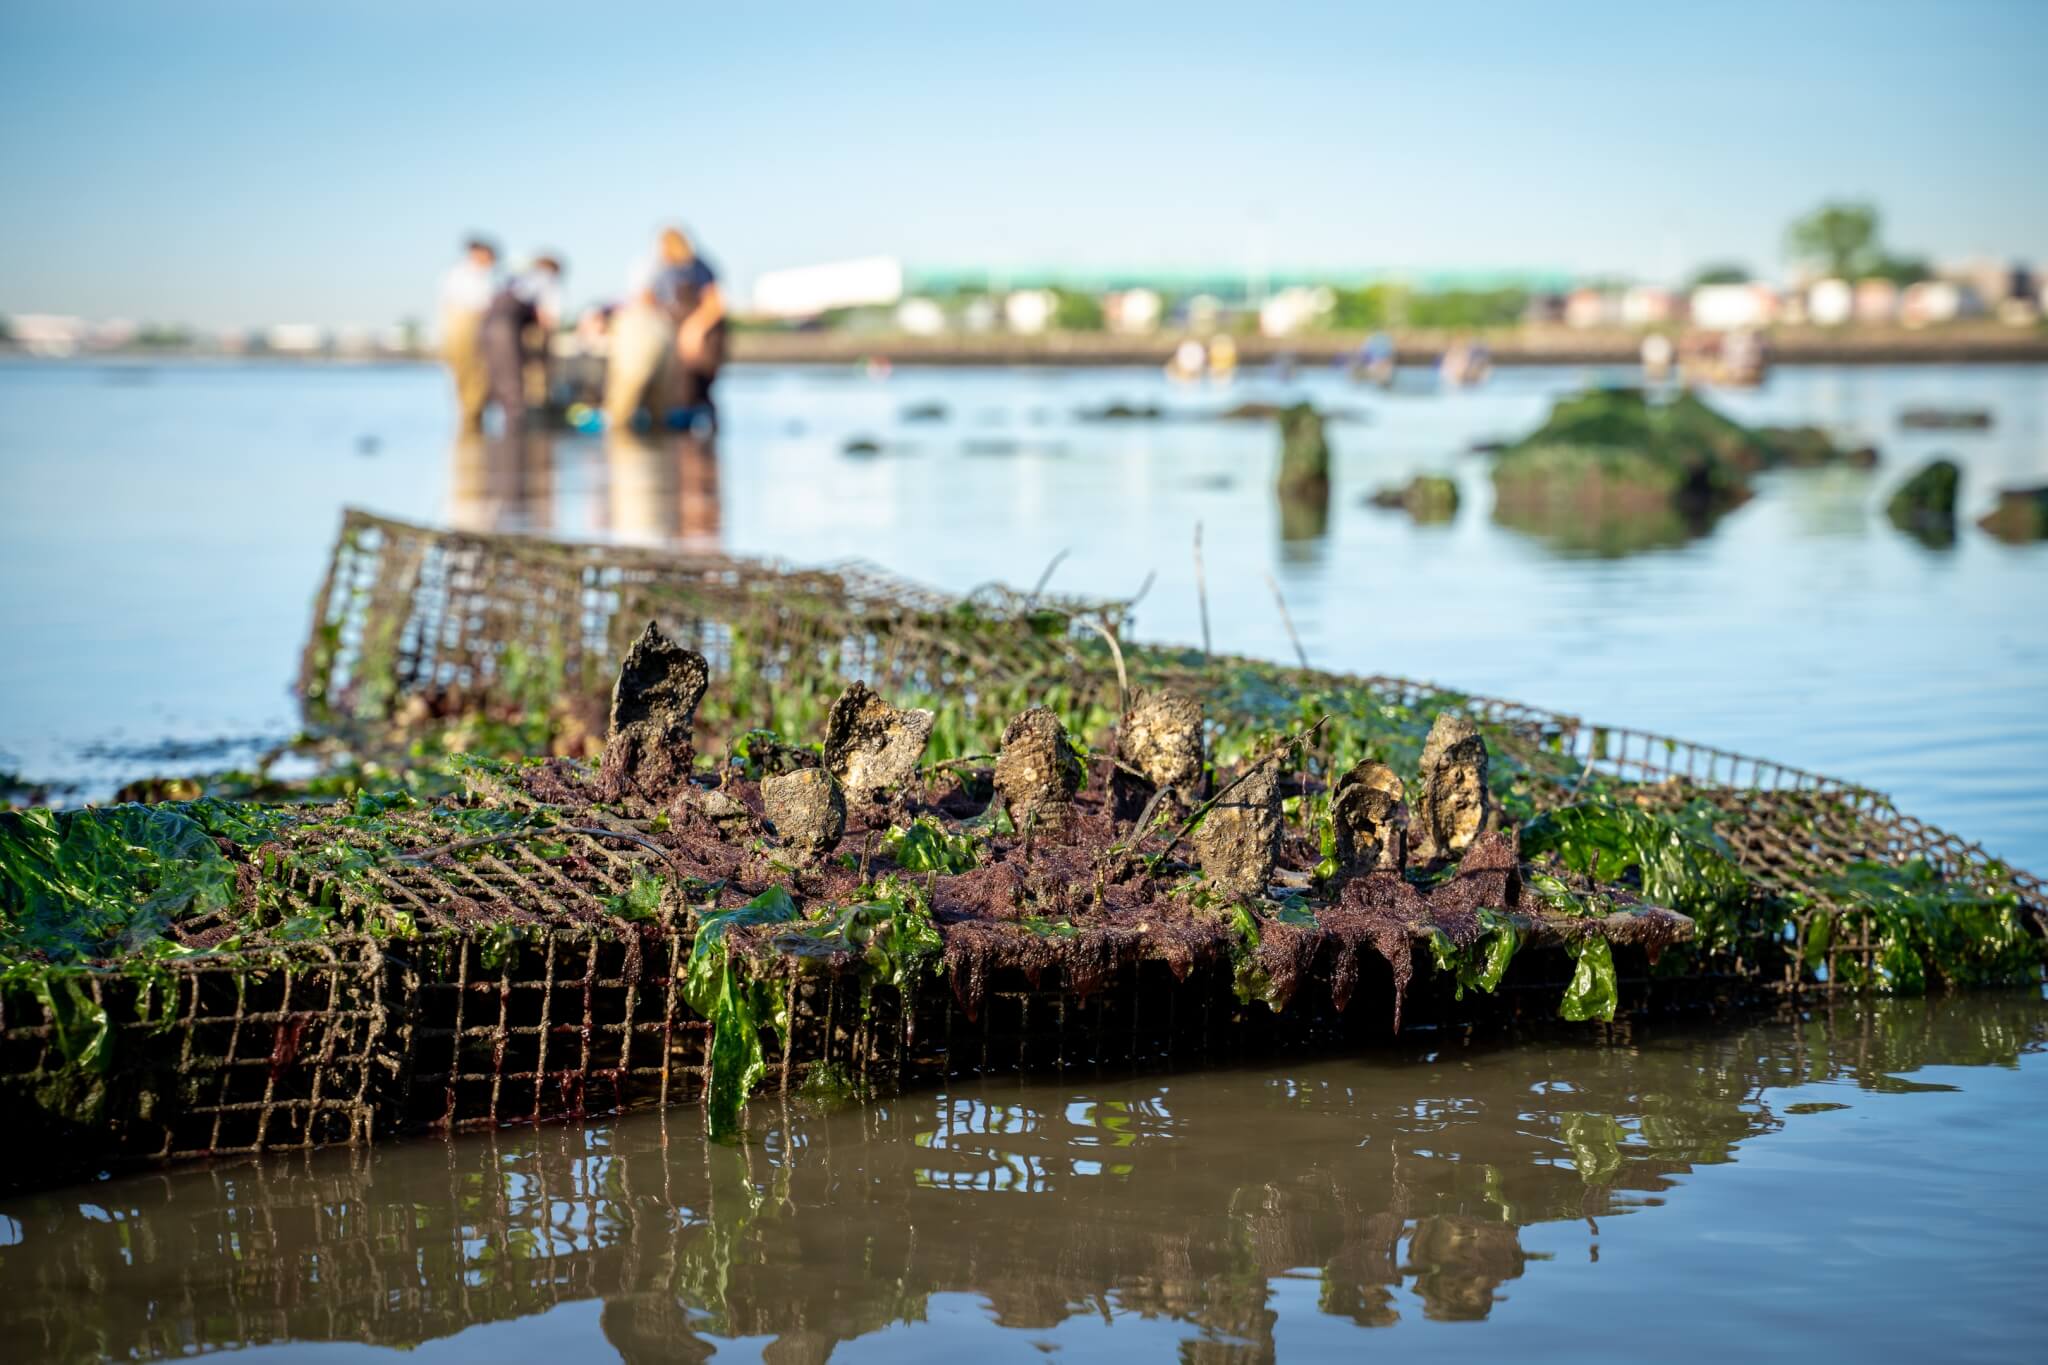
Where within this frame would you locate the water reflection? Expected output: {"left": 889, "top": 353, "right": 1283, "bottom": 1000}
{"left": 2, "top": 994, "right": 2040, "bottom": 1362}
{"left": 446, "top": 428, "right": 724, "bottom": 550}
{"left": 448, "top": 428, "right": 556, "bottom": 535}
{"left": 602, "top": 428, "right": 722, "bottom": 550}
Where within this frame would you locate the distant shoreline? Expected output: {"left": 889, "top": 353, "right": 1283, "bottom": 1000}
{"left": 7, "top": 323, "right": 2046, "bottom": 369}
{"left": 726, "top": 323, "right": 2048, "bottom": 368}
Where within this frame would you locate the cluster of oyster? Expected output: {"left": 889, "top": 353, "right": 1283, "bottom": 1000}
{"left": 600, "top": 622, "right": 1499, "bottom": 891}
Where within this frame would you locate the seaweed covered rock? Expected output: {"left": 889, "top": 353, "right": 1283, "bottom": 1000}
{"left": 1331, "top": 760, "right": 1407, "bottom": 871}
{"left": 1366, "top": 475, "right": 1459, "bottom": 524}
{"left": 1277, "top": 403, "right": 1331, "bottom": 498}
{"left": 762, "top": 768, "right": 845, "bottom": 861}
{"left": 1755, "top": 424, "right": 1878, "bottom": 470}
{"left": 824, "top": 682, "right": 935, "bottom": 802}
{"left": 1489, "top": 389, "right": 1760, "bottom": 553}
{"left": 1195, "top": 756, "right": 1281, "bottom": 899}
{"left": 1885, "top": 458, "right": 1960, "bottom": 546}
{"left": 1114, "top": 691, "right": 1204, "bottom": 819}
{"left": 1978, "top": 485, "right": 2048, "bottom": 543}
{"left": 600, "top": 622, "right": 709, "bottom": 803}
{"left": 995, "top": 706, "right": 1083, "bottom": 838}
{"left": 1410, "top": 712, "right": 1498, "bottom": 866}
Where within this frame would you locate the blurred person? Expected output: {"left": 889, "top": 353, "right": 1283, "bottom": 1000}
{"left": 438, "top": 236, "right": 499, "bottom": 430}
{"left": 480, "top": 254, "right": 565, "bottom": 427}
{"left": 603, "top": 227, "right": 724, "bottom": 429}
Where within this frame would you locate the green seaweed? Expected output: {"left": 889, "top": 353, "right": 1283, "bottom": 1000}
{"left": 1426, "top": 907, "right": 1521, "bottom": 1001}
{"left": 880, "top": 817, "right": 979, "bottom": 874}
{"left": 1800, "top": 859, "right": 2039, "bottom": 995}
{"left": 681, "top": 887, "right": 802, "bottom": 1141}
{"left": 603, "top": 870, "right": 667, "bottom": 923}
{"left": 1521, "top": 796, "right": 1750, "bottom": 949}
{"left": 1, "top": 805, "right": 239, "bottom": 967}
{"left": 1560, "top": 937, "right": 1618, "bottom": 1022}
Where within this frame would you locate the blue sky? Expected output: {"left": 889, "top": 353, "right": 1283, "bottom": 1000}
{"left": 1, "top": 0, "right": 2043, "bottom": 329}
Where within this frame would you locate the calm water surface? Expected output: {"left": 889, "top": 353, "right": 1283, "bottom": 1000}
{"left": 2, "top": 993, "right": 2044, "bottom": 1362}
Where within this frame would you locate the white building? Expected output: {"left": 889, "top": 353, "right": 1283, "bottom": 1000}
{"left": 894, "top": 297, "right": 947, "bottom": 336}
{"left": 1807, "top": 278, "right": 1853, "bottom": 327}
{"left": 1688, "top": 283, "right": 1779, "bottom": 330}
{"left": 1258, "top": 286, "right": 1333, "bottom": 337}
{"left": 8, "top": 314, "right": 88, "bottom": 355}
{"left": 1003, "top": 289, "right": 1057, "bottom": 334}
{"left": 266, "top": 323, "right": 327, "bottom": 354}
{"left": 1620, "top": 287, "right": 1679, "bottom": 327}
{"left": 1106, "top": 288, "right": 1162, "bottom": 334}
{"left": 751, "top": 256, "right": 905, "bottom": 319}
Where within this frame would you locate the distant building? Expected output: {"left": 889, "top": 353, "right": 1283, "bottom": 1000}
{"left": 1564, "top": 288, "right": 1621, "bottom": 329}
{"left": 1621, "top": 286, "right": 1679, "bottom": 327}
{"left": 1852, "top": 279, "right": 1899, "bottom": 325}
{"left": 1688, "top": 283, "right": 1779, "bottom": 330}
{"left": 1900, "top": 280, "right": 1983, "bottom": 327}
{"left": 266, "top": 323, "right": 327, "bottom": 354}
{"left": 894, "top": 297, "right": 947, "bottom": 336}
{"left": 9, "top": 314, "right": 88, "bottom": 356}
{"left": 1258, "top": 286, "right": 1333, "bottom": 337}
{"left": 751, "top": 256, "right": 906, "bottom": 319}
{"left": 1105, "top": 288, "right": 1162, "bottom": 334}
{"left": 1808, "top": 278, "right": 1854, "bottom": 327}
{"left": 1003, "top": 289, "right": 1057, "bottom": 334}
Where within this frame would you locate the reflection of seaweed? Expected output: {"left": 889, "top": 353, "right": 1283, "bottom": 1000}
{"left": 2, "top": 993, "right": 2038, "bottom": 1362}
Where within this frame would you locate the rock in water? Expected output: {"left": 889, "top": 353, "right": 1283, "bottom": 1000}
{"left": 1332, "top": 760, "right": 1407, "bottom": 871}
{"left": 1195, "top": 757, "right": 1281, "bottom": 899}
{"left": 599, "top": 622, "right": 708, "bottom": 803}
{"left": 824, "top": 682, "right": 935, "bottom": 801}
{"left": 1885, "top": 458, "right": 1960, "bottom": 546}
{"left": 1977, "top": 485, "right": 2048, "bottom": 544}
{"left": 994, "top": 706, "right": 1083, "bottom": 838}
{"left": 1410, "top": 712, "right": 1497, "bottom": 865}
{"left": 1115, "top": 691, "right": 1204, "bottom": 820}
{"left": 1277, "top": 403, "right": 1330, "bottom": 496}
{"left": 763, "top": 768, "right": 846, "bottom": 861}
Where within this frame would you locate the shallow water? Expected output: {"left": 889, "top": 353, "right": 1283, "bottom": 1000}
{"left": 2, "top": 992, "right": 2044, "bottom": 1362}
{"left": 2, "top": 361, "right": 2048, "bottom": 1359}
{"left": 1, "top": 358, "right": 2043, "bottom": 870}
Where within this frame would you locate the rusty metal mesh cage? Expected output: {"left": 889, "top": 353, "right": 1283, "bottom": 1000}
{"left": 4, "top": 509, "right": 2039, "bottom": 1182}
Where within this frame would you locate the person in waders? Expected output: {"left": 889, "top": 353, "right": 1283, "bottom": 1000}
{"left": 480, "top": 255, "right": 564, "bottom": 428}
{"left": 603, "top": 227, "right": 726, "bottom": 431}
{"left": 438, "top": 236, "right": 499, "bottom": 431}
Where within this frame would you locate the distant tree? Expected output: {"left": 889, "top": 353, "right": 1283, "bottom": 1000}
{"left": 0, "top": 314, "right": 10, "bottom": 342}
{"left": 1863, "top": 255, "right": 1932, "bottom": 286}
{"left": 1786, "top": 201, "right": 1881, "bottom": 279}
{"left": 1406, "top": 288, "right": 1527, "bottom": 330}
{"left": 1688, "top": 263, "right": 1752, "bottom": 288}
{"left": 1052, "top": 289, "right": 1104, "bottom": 332}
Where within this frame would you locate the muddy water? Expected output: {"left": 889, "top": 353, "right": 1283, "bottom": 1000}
{"left": 2, "top": 992, "right": 2044, "bottom": 1362}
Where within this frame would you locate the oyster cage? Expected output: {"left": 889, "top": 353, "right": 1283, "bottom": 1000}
{"left": 3, "top": 511, "right": 2039, "bottom": 1187}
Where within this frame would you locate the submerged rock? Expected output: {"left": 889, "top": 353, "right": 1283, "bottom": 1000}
{"left": 1978, "top": 485, "right": 2048, "bottom": 543}
{"left": 1899, "top": 406, "right": 1991, "bottom": 431}
{"left": 1886, "top": 458, "right": 1960, "bottom": 546}
{"left": 1331, "top": 761, "right": 1407, "bottom": 871}
{"left": 762, "top": 768, "right": 846, "bottom": 861}
{"left": 1366, "top": 475, "right": 1459, "bottom": 524}
{"left": 1410, "top": 712, "right": 1498, "bottom": 866}
{"left": 995, "top": 706, "right": 1083, "bottom": 838}
{"left": 1196, "top": 757, "right": 1281, "bottom": 899}
{"left": 824, "top": 682, "right": 934, "bottom": 801}
{"left": 600, "top": 622, "right": 709, "bottom": 803}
